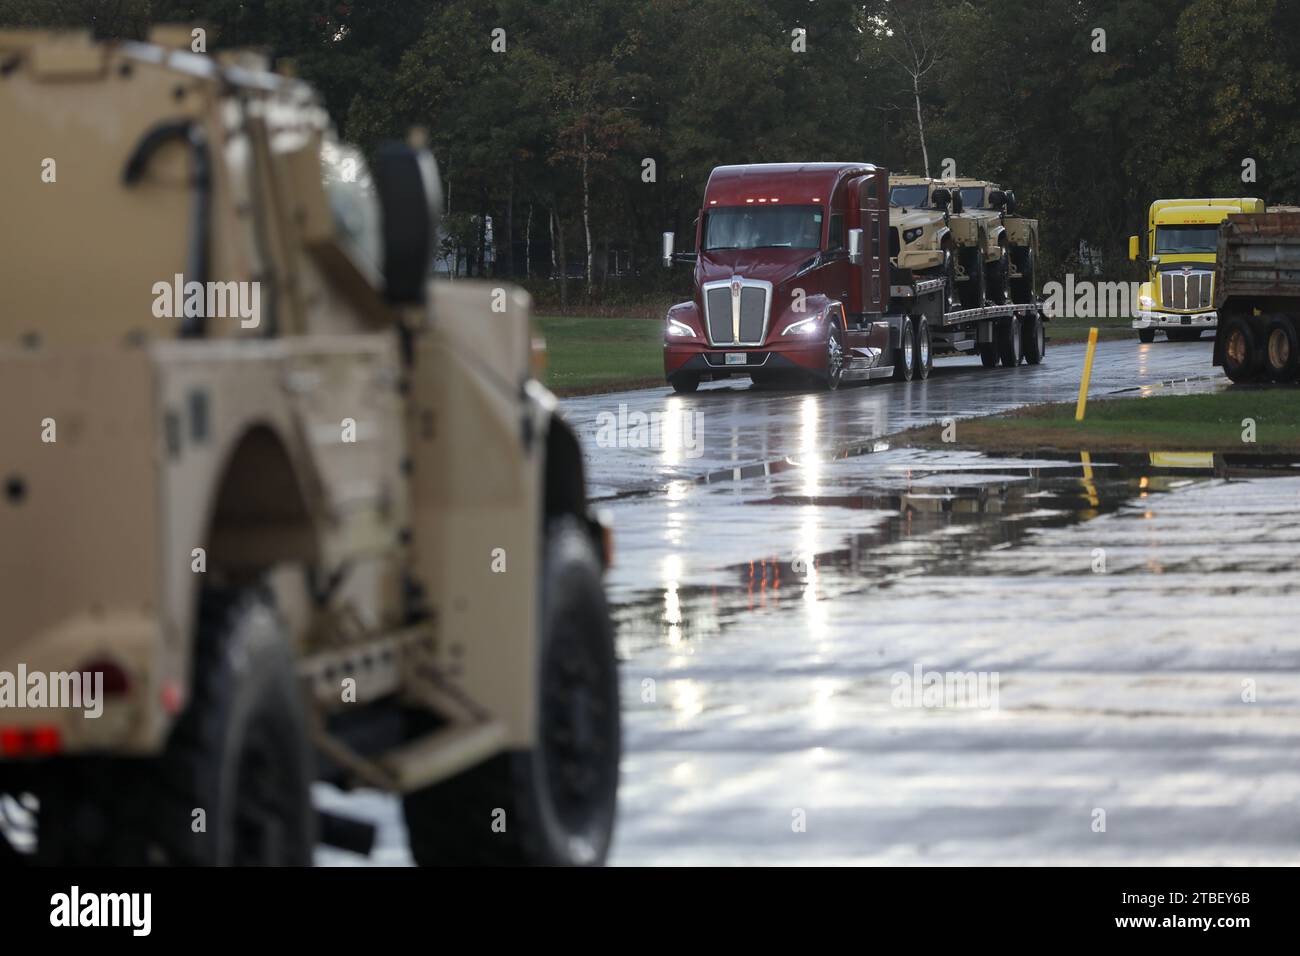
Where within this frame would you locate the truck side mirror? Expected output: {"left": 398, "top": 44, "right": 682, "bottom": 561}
{"left": 848, "top": 228, "right": 864, "bottom": 265}
{"left": 989, "top": 189, "right": 1006, "bottom": 210}
{"left": 1004, "top": 190, "right": 1016, "bottom": 214}
{"left": 951, "top": 190, "right": 964, "bottom": 214}
{"left": 374, "top": 142, "right": 441, "bottom": 305}
{"left": 1128, "top": 235, "right": 1139, "bottom": 261}
{"left": 662, "top": 231, "right": 675, "bottom": 268}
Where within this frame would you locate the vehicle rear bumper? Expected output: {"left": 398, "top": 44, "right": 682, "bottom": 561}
{"left": 664, "top": 340, "right": 825, "bottom": 380}
{"left": 1132, "top": 310, "right": 1218, "bottom": 330}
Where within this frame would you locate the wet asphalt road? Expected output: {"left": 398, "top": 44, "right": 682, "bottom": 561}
{"left": 321, "top": 336, "right": 1300, "bottom": 865}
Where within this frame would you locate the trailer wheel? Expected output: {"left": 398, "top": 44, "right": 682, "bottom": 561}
{"left": 824, "top": 322, "right": 845, "bottom": 391}
{"left": 978, "top": 342, "right": 999, "bottom": 367}
{"left": 1263, "top": 314, "right": 1300, "bottom": 382}
{"left": 403, "top": 516, "right": 619, "bottom": 866}
{"left": 894, "top": 316, "right": 915, "bottom": 381}
{"left": 914, "top": 318, "right": 932, "bottom": 380}
{"left": 1022, "top": 312, "right": 1046, "bottom": 365}
{"left": 670, "top": 374, "right": 699, "bottom": 394}
{"left": 1220, "top": 313, "right": 1262, "bottom": 383}
{"left": 996, "top": 315, "right": 1023, "bottom": 367}
{"left": 1137, "top": 328, "right": 1156, "bottom": 344}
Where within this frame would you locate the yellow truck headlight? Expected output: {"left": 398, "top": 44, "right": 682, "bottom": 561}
{"left": 1139, "top": 294, "right": 1156, "bottom": 310}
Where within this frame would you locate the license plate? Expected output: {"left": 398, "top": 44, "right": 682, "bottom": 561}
{"left": 725, "top": 352, "right": 747, "bottom": 366}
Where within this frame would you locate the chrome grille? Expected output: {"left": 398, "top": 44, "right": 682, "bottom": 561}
{"left": 1160, "top": 270, "right": 1213, "bottom": 311}
{"left": 701, "top": 277, "right": 772, "bottom": 346}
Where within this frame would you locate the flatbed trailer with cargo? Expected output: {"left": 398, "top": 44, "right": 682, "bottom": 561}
{"left": 661, "top": 163, "right": 1046, "bottom": 393}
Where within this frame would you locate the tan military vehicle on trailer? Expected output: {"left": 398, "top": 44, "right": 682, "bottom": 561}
{"left": 888, "top": 174, "right": 961, "bottom": 309}
{"left": 0, "top": 29, "right": 619, "bottom": 866}
{"left": 950, "top": 178, "right": 1040, "bottom": 305}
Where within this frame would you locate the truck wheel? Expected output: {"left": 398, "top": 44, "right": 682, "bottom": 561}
{"left": 670, "top": 374, "right": 699, "bottom": 394}
{"left": 1138, "top": 328, "right": 1156, "bottom": 344}
{"left": 1220, "top": 314, "right": 1262, "bottom": 383}
{"left": 36, "top": 589, "right": 315, "bottom": 865}
{"left": 1011, "top": 248, "right": 1036, "bottom": 304}
{"left": 978, "top": 342, "right": 999, "bottom": 367}
{"left": 942, "top": 244, "right": 958, "bottom": 309}
{"left": 824, "top": 323, "right": 844, "bottom": 391}
{"left": 958, "top": 249, "right": 986, "bottom": 309}
{"left": 1263, "top": 315, "right": 1300, "bottom": 382}
{"left": 996, "top": 315, "right": 1023, "bottom": 367}
{"left": 914, "top": 318, "right": 932, "bottom": 380}
{"left": 893, "top": 316, "right": 915, "bottom": 381}
{"left": 1022, "top": 312, "right": 1046, "bottom": 364}
{"left": 403, "top": 516, "right": 620, "bottom": 866}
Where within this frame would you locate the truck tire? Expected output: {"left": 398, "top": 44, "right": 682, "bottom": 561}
{"left": 942, "top": 243, "right": 958, "bottom": 309}
{"left": 1220, "top": 313, "right": 1263, "bottom": 383}
{"left": 36, "top": 589, "right": 316, "bottom": 865}
{"left": 1011, "top": 247, "right": 1036, "bottom": 304}
{"left": 1138, "top": 328, "right": 1156, "bottom": 344}
{"left": 978, "top": 342, "right": 999, "bottom": 367}
{"left": 914, "top": 317, "right": 933, "bottom": 380}
{"left": 403, "top": 516, "right": 620, "bottom": 866}
{"left": 1263, "top": 314, "right": 1300, "bottom": 382}
{"left": 1022, "top": 312, "right": 1046, "bottom": 364}
{"left": 958, "top": 249, "right": 986, "bottom": 309}
{"left": 894, "top": 316, "right": 915, "bottom": 381}
{"left": 670, "top": 374, "right": 699, "bottom": 394}
{"left": 996, "top": 315, "right": 1023, "bottom": 367}
{"left": 824, "top": 322, "right": 844, "bottom": 391}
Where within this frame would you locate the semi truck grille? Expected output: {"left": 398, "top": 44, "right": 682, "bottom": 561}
{"left": 701, "top": 278, "right": 772, "bottom": 346}
{"left": 1160, "top": 270, "right": 1213, "bottom": 311}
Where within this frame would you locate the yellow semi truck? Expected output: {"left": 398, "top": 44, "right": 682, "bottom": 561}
{"left": 1128, "top": 197, "right": 1264, "bottom": 342}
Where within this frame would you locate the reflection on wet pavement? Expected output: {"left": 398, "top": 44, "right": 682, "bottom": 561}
{"left": 606, "top": 446, "right": 1300, "bottom": 864}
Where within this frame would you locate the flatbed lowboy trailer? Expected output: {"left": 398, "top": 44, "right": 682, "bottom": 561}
{"left": 662, "top": 163, "right": 1045, "bottom": 392}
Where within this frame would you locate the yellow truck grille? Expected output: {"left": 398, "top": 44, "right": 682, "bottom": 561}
{"left": 1160, "top": 270, "right": 1213, "bottom": 311}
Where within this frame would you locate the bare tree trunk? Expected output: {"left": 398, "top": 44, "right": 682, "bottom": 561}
{"left": 553, "top": 206, "right": 568, "bottom": 311}
{"left": 581, "top": 130, "right": 593, "bottom": 298}
{"left": 525, "top": 204, "right": 532, "bottom": 279}
{"left": 913, "top": 75, "right": 929, "bottom": 178}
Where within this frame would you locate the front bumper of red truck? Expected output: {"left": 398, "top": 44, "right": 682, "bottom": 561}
{"left": 664, "top": 337, "right": 826, "bottom": 382}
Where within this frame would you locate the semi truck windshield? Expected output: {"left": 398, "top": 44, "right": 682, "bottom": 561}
{"left": 1155, "top": 224, "right": 1219, "bottom": 254}
{"left": 703, "top": 205, "right": 824, "bottom": 251}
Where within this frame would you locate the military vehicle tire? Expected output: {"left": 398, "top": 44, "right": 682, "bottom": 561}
{"left": 403, "top": 515, "right": 619, "bottom": 866}
{"left": 987, "top": 245, "right": 1011, "bottom": 305}
{"left": 1011, "top": 248, "right": 1036, "bottom": 304}
{"left": 35, "top": 589, "right": 315, "bottom": 865}
{"left": 1137, "top": 328, "right": 1156, "bottom": 344}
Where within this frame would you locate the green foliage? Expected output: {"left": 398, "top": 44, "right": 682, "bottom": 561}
{"left": 6, "top": 0, "right": 1298, "bottom": 302}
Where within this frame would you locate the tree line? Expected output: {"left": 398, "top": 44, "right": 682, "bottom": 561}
{"left": 5, "top": 0, "right": 1299, "bottom": 308}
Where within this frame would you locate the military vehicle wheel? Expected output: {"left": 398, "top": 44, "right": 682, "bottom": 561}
{"left": 1263, "top": 314, "right": 1300, "bottom": 382}
{"left": 914, "top": 317, "right": 932, "bottom": 380}
{"left": 893, "top": 316, "right": 915, "bottom": 381}
{"left": 942, "top": 243, "right": 958, "bottom": 309}
{"left": 1011, "top": 248, "right": 1036, "bottom": 304}
{"left": 1220, "top": 314, "right": 1262, "bottom": 383}
{"left": 670, "top": 374, "right": 699, "bottom": 394}
{"left": 1022, "top": 312, "right": 1046, "bottom": 365}
{"left": 978, "top": 342, "right": 1000, "bottom": 367}
{"left": 958, "top": 249, "right": 986, "bottom": 309}
{"left": 1138, "top": 328, "right": 1156, "bottom": 344}
{"left": 36, "top": 590, "right": 315, "bottom": 865}
{"left": 987, "top": 245, "right": 1011, "bottom": 305}
{"left": 824, "top": 323, "right": 845, "bottom": 391}
{"left": 996, "top": 315, "right": 1023, "bottom": 367}
{"left": 403, "top": 515, "right": 619, "bottom": 866}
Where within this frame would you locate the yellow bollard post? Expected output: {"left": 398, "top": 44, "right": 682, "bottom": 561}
{"left": 1075, "top": 327, "right": 1099, "bottom": 421}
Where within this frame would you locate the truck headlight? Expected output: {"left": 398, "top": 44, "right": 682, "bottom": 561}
{"left": 667, "top": 317, "right": 695, "bottom": 337}
{"left": 782, "top": 314, "right": 821, "bottom": 335}
{"left": 902, "top": 227, "right": 924, "bottom": 244}
{"left": 1139, "top": 294, "right": 1155, "bottom": 310}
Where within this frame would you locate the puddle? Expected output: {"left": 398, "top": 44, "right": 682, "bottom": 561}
{"left": 612, "top": 450, "right": 1300, "bottom": 657}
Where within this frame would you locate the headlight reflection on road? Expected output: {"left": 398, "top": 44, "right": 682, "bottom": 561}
{"left": 663, "top": 554, "right": 683, "bottom": 645}
{"left": 800, "top": 395, "right": 821, "bottom": 497}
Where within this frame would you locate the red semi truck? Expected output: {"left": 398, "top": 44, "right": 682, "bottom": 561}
{"left": 662, "top": 163, "right": 1046, "bottom": 393}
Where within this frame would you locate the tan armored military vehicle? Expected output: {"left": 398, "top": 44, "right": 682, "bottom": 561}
{"left": 0, "top": 29, "right": 619, "bottom": 866}
{"left": 950, "top": 178, "right": 1040, "bottom": 305}
{"left": 887, "top": 174, "right": 966, "bottom": 309}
